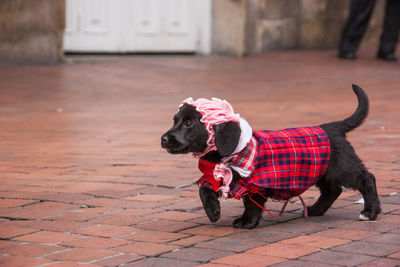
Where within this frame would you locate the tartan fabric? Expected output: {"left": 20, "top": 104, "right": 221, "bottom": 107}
{"left": 197, "top": 126, "right": 330, "bottom": 201}
{"left": 251, "top": 127, "right": 330, "bottom": 190}
{"left": 226, "top": 136, "right": 258, "bottom": 177}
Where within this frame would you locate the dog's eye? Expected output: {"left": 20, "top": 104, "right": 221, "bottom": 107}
{"left": 183, "top": 120, "right": 193, "bottom": 128}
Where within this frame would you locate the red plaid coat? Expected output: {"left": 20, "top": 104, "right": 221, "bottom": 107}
{"left": 197, "top": 126, "right": 330, "bottom": 200}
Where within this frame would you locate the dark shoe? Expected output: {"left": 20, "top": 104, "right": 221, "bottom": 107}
{"left": 377, "top": 51, "right": 398, "bottom": 61}
{"left": 338, "top": 51, "right": 356, "bottom": 60}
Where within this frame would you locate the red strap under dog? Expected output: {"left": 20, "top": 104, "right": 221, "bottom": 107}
{"left": 249, "top": 193, "right": 308, "bottom": 221}
{"left": 248, "top": 193, "right": 280, "bottom": 221}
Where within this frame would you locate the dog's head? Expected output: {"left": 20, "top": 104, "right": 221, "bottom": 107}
{"left": 161, "top": 98, "right": 241, "bottom": 157}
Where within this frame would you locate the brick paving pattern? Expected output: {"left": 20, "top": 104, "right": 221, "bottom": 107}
{"left": 0, "top": 48, "right": 399, "bottom": 266}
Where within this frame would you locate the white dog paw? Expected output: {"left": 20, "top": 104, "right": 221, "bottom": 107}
{"left": 359, "top": 213, "right": 370, "bottom": 221}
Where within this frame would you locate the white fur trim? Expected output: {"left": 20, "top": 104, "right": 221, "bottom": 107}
{"left": 231, "top": 166, "right": 253, "bottom": 177}
{"left": 232, "top": 118, "right": 253, "bottom": 155}
{"left": 224, "top": 118, "right": 254, "bottom": 177}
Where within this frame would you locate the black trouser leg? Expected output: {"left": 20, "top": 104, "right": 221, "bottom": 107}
{"left": 339, "top": 0, "right": 376, "bottom": 53}
{"left": 379, "top": 0, "right": 400, "bottom": 55}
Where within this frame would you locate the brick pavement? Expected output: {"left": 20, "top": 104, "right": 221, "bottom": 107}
{"left": 0, "top": 48, "right": 399, "bottom": 266}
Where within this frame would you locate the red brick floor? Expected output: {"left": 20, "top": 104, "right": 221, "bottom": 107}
{"left": 1, "top": 48, "right": 400, "bottom": 266}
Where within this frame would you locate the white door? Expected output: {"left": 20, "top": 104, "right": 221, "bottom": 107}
{"left": 64, "top": 0, "right": 211, "bottom": 53}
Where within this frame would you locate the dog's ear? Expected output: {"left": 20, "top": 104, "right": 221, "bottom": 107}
{"left": 213, "top": 121, "right": 241, "bottom": 157}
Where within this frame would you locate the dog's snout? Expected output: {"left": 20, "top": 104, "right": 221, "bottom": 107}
{"left": 161, "top": 134, "right": 169, "bottom": 148}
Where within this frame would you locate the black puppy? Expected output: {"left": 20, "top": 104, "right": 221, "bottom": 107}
{"left": 161, "top": 85, "right": 380, "bottom": 229}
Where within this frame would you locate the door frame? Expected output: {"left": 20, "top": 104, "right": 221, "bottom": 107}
{"left": 64, "top": 0, "right": 212, "bottom": 54}
{"left": 196, "top": 0, "right": 212, "bottom": 54}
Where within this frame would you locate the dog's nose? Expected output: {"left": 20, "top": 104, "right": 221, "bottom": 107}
{"left": 161, "top": 135, "right": 169, "bottom": 148}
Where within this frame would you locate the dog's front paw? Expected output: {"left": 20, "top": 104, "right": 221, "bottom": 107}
{"left": 199, "top": 186, "right": 221, "bottom": 222}
{"left": 204, "top": 200, "right": 220, "bottom": 222}
{"left": 233, "top": 215, "right": 260, "bottom": 229}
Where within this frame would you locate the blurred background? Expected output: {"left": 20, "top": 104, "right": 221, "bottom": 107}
{"left": 0, "top": 0, "right": 388, "bottom": 63}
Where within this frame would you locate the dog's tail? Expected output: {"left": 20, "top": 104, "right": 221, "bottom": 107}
{"left": 339, "top": 84, "right": 369, "bottom": 133}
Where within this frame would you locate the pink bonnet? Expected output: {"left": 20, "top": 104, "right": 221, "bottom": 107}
{"left": 180, "top": 97, "right": 240, "bottom": 156}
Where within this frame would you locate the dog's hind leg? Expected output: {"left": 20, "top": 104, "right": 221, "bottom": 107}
{"left": 356, "top": 171, "right": 381, "bottom": 220}
{"left": 307, "top": 177, "right": 343, "bottom": 216}
{"left": 233, "top": 194, "right": 266, "bottom": 229}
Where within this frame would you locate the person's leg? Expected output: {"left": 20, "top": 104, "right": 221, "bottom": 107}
{"left": 377, "top": 0, "right": 400, "bottom": 61}
{"left": 339, "top": 0, "right": 376, "bottom": 59}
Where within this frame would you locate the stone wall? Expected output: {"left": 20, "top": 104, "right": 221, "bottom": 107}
{"left": 298, "top": 0, "right": 384, "bottom": 49}
{"left": 213, "top": 0, "right": 385, "bottom": 56}
{"left": 0, "top": 0, "right": 65, "bottom": 64}
{"left": 212, "top": 0, "right": 248, "bottom": 56}
{"left": 254, "top": 0, "right": 301, "bottom": 51}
